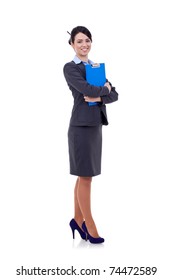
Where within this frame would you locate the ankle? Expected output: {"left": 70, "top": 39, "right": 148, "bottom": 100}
{"left": 74, "top": 217, "right": 84, "bottom": 228}
{"left": 85, "top": 221, "right": 99, "bottom": 238}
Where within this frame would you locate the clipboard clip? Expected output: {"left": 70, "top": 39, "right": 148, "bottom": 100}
{"left": 91, "top": 63, "right": 100, "bottom": 68}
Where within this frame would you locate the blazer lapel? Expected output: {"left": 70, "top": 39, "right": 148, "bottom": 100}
{"left": 72, "top": 61, "right": 86, "bottom": 79}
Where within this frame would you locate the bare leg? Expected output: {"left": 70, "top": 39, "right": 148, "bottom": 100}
{"left": 77, "top": 176, "right": 99, "bottom": 238}
{"left": 74, "top": 177, "right": 84, "bottom": 229}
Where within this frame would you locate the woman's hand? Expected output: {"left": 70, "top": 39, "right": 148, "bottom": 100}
{"left": 84, "top": 96, "right": 101, "bottom": 103}
{"left": 104, "top": 82, "right": 111, "bottom": 92}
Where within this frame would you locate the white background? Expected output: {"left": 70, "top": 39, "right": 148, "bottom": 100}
{"left": 0, "top": 0, "right": 173, "bottom": 279}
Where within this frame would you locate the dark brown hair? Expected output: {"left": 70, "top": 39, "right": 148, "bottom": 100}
{"left": 68, "top": 26, "right": 92, "bottom": 45}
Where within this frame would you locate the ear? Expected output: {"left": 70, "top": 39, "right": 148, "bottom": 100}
{"left": 71, "top": 43, "right": 75, "bottom": 51}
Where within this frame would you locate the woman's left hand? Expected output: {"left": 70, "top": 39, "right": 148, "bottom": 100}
{"left": 84, "top": 96, "right": 101, "bottom": 102}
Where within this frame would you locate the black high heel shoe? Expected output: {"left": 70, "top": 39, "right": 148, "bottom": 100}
{"left": 82, "top": 222, "right": 104, "bottom": 244}
{"left": 69, "top": 219, "right": 87, "bottom": 240}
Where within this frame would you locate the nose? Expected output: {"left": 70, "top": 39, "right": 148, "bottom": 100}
{"left": 82, "top": 41, "right": 87, "bottom": 47}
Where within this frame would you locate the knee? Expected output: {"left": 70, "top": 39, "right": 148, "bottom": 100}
{"left": 79, "top": 176, "right": 92, "bottom": 184}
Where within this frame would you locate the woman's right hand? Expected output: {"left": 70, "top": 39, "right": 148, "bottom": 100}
{"left": 104, "top": 82, "right": 111, "bottom": 93}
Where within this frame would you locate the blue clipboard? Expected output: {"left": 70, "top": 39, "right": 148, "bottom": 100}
{"left": 85, "top": 63, "right": 106, "bottom": 106}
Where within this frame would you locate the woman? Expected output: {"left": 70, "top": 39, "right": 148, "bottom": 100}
{"left": 63, "top": 26, "right": 118, "bottom": 244}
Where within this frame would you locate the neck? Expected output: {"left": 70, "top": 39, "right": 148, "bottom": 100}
{"left": 77, "top": 55, "right": 88, "bottom": 62}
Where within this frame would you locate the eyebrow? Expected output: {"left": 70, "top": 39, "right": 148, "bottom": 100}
{"left": 76, "top": 38, "right": 90, "bottom": 41}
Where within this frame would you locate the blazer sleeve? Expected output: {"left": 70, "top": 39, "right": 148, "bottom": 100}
{"left": 63, "top": 62, "right": 110, "bottom": 98}
{"left": 101, "top": 86, "right": 119, "bottom": 104}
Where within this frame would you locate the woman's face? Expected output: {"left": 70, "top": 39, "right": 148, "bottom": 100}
{"left": 72, "top": 32, "right": 91, "bottom": 59}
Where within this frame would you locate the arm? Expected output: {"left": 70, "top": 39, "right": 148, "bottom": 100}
{"left": 84, "top": 85, "right": 118, "bottom": 104}
{"left": 63, "top": 63, "right": 110, "bottom": 98}
{"left": 101, "top": 86, "right": 118, "bottom": 104}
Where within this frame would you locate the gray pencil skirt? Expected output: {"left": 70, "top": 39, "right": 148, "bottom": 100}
{"left": 68, "top": 125, "right": 102, "bottom": 177}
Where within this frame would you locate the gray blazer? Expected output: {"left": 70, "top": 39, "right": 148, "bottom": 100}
{"left": 63, "top": 61, "right": 118, "bottom": 126}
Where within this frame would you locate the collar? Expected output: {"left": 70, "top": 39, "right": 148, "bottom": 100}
{"left": 73, "top": 55, "right": 94, "bottom": 65}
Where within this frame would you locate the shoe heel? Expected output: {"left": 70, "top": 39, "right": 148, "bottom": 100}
{"left": 85, "top": 233, "right": 88, "bottom": 241}
{"left": 72, "top": 229, "right": 75, "bottom": 239}
{"left": 69, "top": 219, "right": 86, "bottom": 240}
